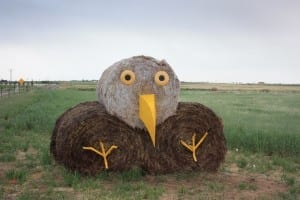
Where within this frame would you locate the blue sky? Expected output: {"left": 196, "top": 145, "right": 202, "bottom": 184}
{"left": 0, "top": 0, "right": 299, "bottom": 83}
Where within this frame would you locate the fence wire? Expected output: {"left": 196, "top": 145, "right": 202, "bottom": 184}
{"left": 0, "top": 81, "right": 34, "bottom": 98}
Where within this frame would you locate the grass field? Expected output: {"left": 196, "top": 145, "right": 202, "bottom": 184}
{"left": 0, "top": 84, "right": 299, "bottom": 199}
{"left": 180, "top": 89, "right": 300, "bottom": 157}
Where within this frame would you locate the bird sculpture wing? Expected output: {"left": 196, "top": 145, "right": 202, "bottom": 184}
{"left": 50, "top": 101, "right": 143, "bottom": 175}
{"left": 140, "top": 102, "right": 226, "bottom": 174}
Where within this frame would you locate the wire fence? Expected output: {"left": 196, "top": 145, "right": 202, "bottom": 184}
{"left": 0, "top": 81, "right": 34, "bottom": 99}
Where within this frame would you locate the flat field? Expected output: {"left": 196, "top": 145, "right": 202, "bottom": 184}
{"left": 0, "top": 83, "right": 299, "bottom": 199}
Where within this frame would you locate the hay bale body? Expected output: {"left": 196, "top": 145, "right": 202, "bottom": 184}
{"left": 50, "top": 101, "right": 226, "bottom": 175}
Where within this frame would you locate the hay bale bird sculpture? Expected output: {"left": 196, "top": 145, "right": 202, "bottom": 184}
{"left": 50, "top": 55, "right": 226, "bottom": 175}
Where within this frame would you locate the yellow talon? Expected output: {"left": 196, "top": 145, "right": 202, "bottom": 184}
{"left": 180, "top": 132, "right": 208, "bottom": 162}
{"left": 83, "top": 141, "right": 118, "bottom": 169}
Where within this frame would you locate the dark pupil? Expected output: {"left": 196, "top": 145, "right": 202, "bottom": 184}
{"left": 125, "top": 74, "right": 131, "bottom": 81}
{"left": 159, "top": 75, "right": 165, "bottom": 81}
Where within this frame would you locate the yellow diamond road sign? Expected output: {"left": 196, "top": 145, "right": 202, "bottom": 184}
{"left": 18, "top": 78, "right": 25, "bottom": 86}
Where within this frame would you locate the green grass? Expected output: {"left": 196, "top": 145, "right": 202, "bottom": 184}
{"left": 180, "top": 90, "right": 300, "bottom": 158}
{"left": 206, "top": 181, "right": 225, "bottom": 192}
{"left": 1, "top": 88, "right": 299, "bottom": 158}
{"left": 272, "top": 156, "right": 297, "bottom": 172}
{"left": 237, "top": 157, "right": 247, "bottom": 168}
{"left": 238, "top": 182, "right": 257, "bottom": 191}
{"left": 62, "top": 170, "right": 82, "bottom": 187}
{"left": 117, "top": 167, "right": 146, "bottom": 182}
{"left": 0, "top": 187, "right": 3, "bottom": 199}
{"left": 59, "top": 168, "right": 162, "bottom": 199}
{"left": 39, "top": 147, "right": 52, "bottom": 166}
{"left": 5, "top": 169, "right": 27, "bottom": 183}
{"left": 0, "top": 153, "right": 16, "bottom": 162}
{"left": 0, "top": 89, "right": 96, "bottom": 153}
{"left": 0, "top": 86, "right": 299, "bottom": 199}
{"left": 112, "top": 182, "right": 163, "bottom": 200}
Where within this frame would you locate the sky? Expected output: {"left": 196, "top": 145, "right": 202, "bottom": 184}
{"left": 0, "top": 0, "right": 299, "bottom": 83}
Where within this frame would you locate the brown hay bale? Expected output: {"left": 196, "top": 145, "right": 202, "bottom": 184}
{"left": 141, "top": 102, "right": 226, "bottom": 174}
{"left": 50, "top": 101, "right": 226, "bottom": 175}
{"left": 50, "top": 102, "right": 144, "bottom": 175}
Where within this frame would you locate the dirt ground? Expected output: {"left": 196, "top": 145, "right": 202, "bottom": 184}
{"left": 157, "top": 170, "right": 286, "bottom": 199}
{"left": 0, "top": 153, "right": 289, "bottom": 200}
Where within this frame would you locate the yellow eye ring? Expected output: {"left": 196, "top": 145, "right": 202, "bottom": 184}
{"left": 154, "top": 71, "right": 169, "bottom": 86}
{"left": 120, "top": 70, "right": 135, "bottom": 85}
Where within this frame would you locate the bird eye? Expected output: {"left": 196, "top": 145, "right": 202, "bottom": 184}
{"left": 154, "top": 71, "right": 169, "bottom": 86}
{"left": 120, "top": 70, "right": 135, "bottom": 85}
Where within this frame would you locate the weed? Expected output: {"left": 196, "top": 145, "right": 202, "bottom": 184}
{"left": 25, "top": 121, "right": 34, "bottom": 130}
{"left": 238, "top": 182, "right": 247, "bottom": 190}
{"left": 113, "top": 182, "right": 163, "bottom": 200}
{"left": 281, "top": 174, "right": 295, "bottom": 186}
{"left": 0, "top": 187, "right": 3, "bottom": 199}
{"left": 17, "top": 192, "right": 37, "bottom": 200}
{"left": 178, "top": 186, "right": 187, "bottom": 195}
{"left": 4, "top": 122, "right": 12, "bottom": 130}
{"left": 207, "top": 181, "right": 225, "bottom": 192}
{"left": 244, "top": 153, "right": 274, "bottom": 173}
{"left": 278, "top": 191, "right": 298, "bottom": 200}
{"left": 97, "top": 170, "right": 110, "bottom": 180}
{"left": 24, "top": 154, "right": 37, "bottom": 169}
{"left": 40, "top": 169, "right": 61, "bottom": 187}
{"left": 118, "top": 167, "right": 145, "bottom": 182}
{"left": 0, "top": 153, "right": 16, "bottom": 162}
{"left": 17, "top": 190, "right": 67, "bottom": 200}
{"left": 272, "top": 156, "right": 296, "bottom": 172}
{"left": 139, "top": 183, "right": 164, "bottom": 199}
{"left": 22, "top": 143, "right": 30, "bottom": 152}
{"left": 75, "top": 176, "right": 102, "bottom": 190}
{"left": 248, "top": 184, "right": 257, "bottom": 191}
{"left": 154, "top": 175, "right": 167, "bottom": 182}
{"left": 175, "top": 171, "right": 198, "bottom": 181}
{"left": 238, "top": 182, "right": 257, "bottom": 191}
{"left": 5, "top": 169, "right": 27, "bottom": 184}
{"left": 62, "top": 170, "right": 81, "bottom": 187}
{"left": 288, "top": 184, "right": 300, "bottom": 198}
{"left": 237, "top": 158, "right": 247, "bottom": 168}
{"left": 39, "top": 147, "right": 52, "bottom": 166}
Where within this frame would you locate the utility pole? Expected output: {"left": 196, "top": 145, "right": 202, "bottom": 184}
{"left": 10, "top": 69, "right": 12, "bottom": 82}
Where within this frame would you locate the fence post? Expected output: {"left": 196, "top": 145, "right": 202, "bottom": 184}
{"left": 18, "top": 82, "right": 20, "bottom": 95}
{"left": 13, "top": 82, "right": 16, "bottom": 94}
{"left": 8, "top": 82, "right": 10, "bottom": 97}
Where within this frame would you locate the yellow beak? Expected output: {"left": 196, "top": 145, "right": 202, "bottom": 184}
{"left": 139, "top": 94, "right": 156, "bottom": 147}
